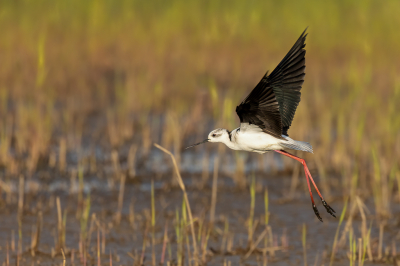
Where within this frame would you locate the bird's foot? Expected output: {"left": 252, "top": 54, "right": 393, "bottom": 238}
{"left": 322, "top": 199, "right": 336, "bottom": 218}
{"left": 312, "top": 204, "right": 323, "bottom": 222}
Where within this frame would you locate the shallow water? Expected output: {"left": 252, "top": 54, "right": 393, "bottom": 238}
{"left": 0, "top": 165, "right": 399, "bottom": 265}
{"left": 0, "top": 113, "right": 398, "bottom": 265}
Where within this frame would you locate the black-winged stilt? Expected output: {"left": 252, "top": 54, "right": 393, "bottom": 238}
{"left": 186, "top": 29, "right": 335, "bottom": 222}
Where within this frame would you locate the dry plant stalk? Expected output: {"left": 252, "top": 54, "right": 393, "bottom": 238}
{"left": 378, "top": 223, "right": 384, "bottom": 260}
{"left": 396, "top": 172, "right": 400, "bottom": 202}
{"left": 154, "top": 143, "right": 199, "bottom": 264}
{"left": 267, "top": 226, "right": 274, "bottom": 257}
{"left": 330, "top": 198, "right": 349, "bottom": 266}
{"left": 30, "top": 211, "right": 42, "bottom": 254}
{"left": 61, "top": 248, "right": 66, "bottom": 266}
{"left": 358, "top": 238, "right": 362, "bottom": 266}
{"left": 11, "top": 230, "right": 15, "bottom": 252}
{"left": 111, "top": 150, "right": 121, "bottom": 177}
{"left": 56, "top": 197, "right": 66, "bottom": 250}
{"left": 243, "top": 227, "right": 268, "bottom": 259}
{"left": 30, "top": 225, "right": 35, "bottom": 256}
{"left": 102, "top": 226, "right": 106, "bottom": 254}
{"left": 128, "top": 144, "right": 138, "bottom": 177}
{"left": 27, "top": 142, "right": 39, "bottom": 174}
{"left": 129, "top": 199, "right": 135, "bottom": 228}
{"left": 337, "top": 198, "right": 358, "bottom": 248}
{"left": 220, "top": 217, "right": 229, "bottom": 252}
{"left": 97, "top": 229, "right": 101, "bottom": 266}
{"left": 86, "top": 213, "right": 97, "bottom": 250}
{"left": 302, "top": 223, "right": 307, "bottom": 266}
{"left": 6, "top": 242, "right": 9, "bottom": 266}
{"left": 210, "top": 156, "right": 219, "bottom": 225}
{"left": 392, "top": 240, "right": 397, "bottom": 257}
{"left": 151, "top": 180, "right": 156, "bottom": 266}
{"left": 56, "top": 197, "right": 62, "bottom": 248}
{"left": 18, "top": 175, "right": 24, "bottom": 220}
{"left": 140, "top": 225, "right": 149, "bottom": 265}
{"left": 248, "top": 177, "right": 256, "bottom": 246}
{"left": 161, "top": 221, "right": 169, "bottom": 264}
{"left": 115, "top": 174, "right": 126, "bottom": 225}
{"left": 70, "top": 169, "right": 77, "bottom": 194}
{"left": 59, "top": 138, "right": 67, "bottom": 172}
{"left": 356, "top": 197, "right": 373, "bottom": 261}
{"left": 142, "top": 125, "right": 152, "bottom": 157}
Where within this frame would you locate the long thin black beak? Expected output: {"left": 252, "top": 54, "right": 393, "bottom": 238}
{"left": 185, "top": 139, "right": 210, "bottom": 149}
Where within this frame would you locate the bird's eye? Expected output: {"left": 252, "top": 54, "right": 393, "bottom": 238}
{"left": 212, "top": 134, "right": 216, "bottom": 137}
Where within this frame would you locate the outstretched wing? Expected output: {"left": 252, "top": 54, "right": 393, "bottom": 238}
{"left": 236, "top": 29, "right": 307, "bottom": 138}
{"left": 235, "top": 74, "right": 283, "bottom": 139}
{"left": 268, "top": 29, "right": 307, "bottom": 135}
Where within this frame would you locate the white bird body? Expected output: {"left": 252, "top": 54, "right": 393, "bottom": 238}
{"left": 186, "top": 29, "right": 335, "bottom": 221}
{"left": 227, "top": 126, "right": 283, "bottom": 153}
{"left": 207, "top": 124, "right": 313, "bottom": 154}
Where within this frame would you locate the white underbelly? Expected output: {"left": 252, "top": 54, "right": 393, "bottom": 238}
{"left": 235, "top": 132, "right": 282, "bottom": 153}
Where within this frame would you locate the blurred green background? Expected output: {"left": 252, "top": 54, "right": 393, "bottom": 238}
{"left": 1, "top": 0, "right": 400, "bottom": 264}
{"left": 1, "top": 0, "right": 399, "bottom": 176}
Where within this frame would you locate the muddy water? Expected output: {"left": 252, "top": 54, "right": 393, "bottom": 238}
{"left": 1, "top": 166, "right": 399, "bottom": 266}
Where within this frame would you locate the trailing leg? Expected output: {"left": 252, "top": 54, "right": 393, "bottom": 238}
{"left": 274, "top": 150, "right": 336, "bottom": 220}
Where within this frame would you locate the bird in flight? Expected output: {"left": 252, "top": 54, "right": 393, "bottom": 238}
{"left": 186, "top": 29, "right": 335, "bottom": 221}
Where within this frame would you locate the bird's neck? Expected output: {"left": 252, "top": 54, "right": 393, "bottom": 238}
{"left": 221, "top": 128, "right": 240, "bottom": 150}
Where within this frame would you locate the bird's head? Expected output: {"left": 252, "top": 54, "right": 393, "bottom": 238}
{"left": 185, "top": 128, "right": 230, "bottom": 149}
{"left": 207, "top": 128, "right": 230, "bottom": 143}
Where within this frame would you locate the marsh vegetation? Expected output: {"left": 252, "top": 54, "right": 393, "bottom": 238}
{"left": 0, "top": 0, "right": 400, "bottom": 265}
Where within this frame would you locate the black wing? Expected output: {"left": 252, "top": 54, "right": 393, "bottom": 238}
{"left": 236, "top": 29, "right": 307, "bottom": 138}
{"left": 235, "top": 76, "right": 283, "bottom": 139}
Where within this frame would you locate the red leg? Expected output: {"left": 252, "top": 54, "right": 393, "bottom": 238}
{"left": 302, "top": 162, "right": 336, "bottom": 217}
{"left": 274, "top": 150, "right": 336, "bottom": 221}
